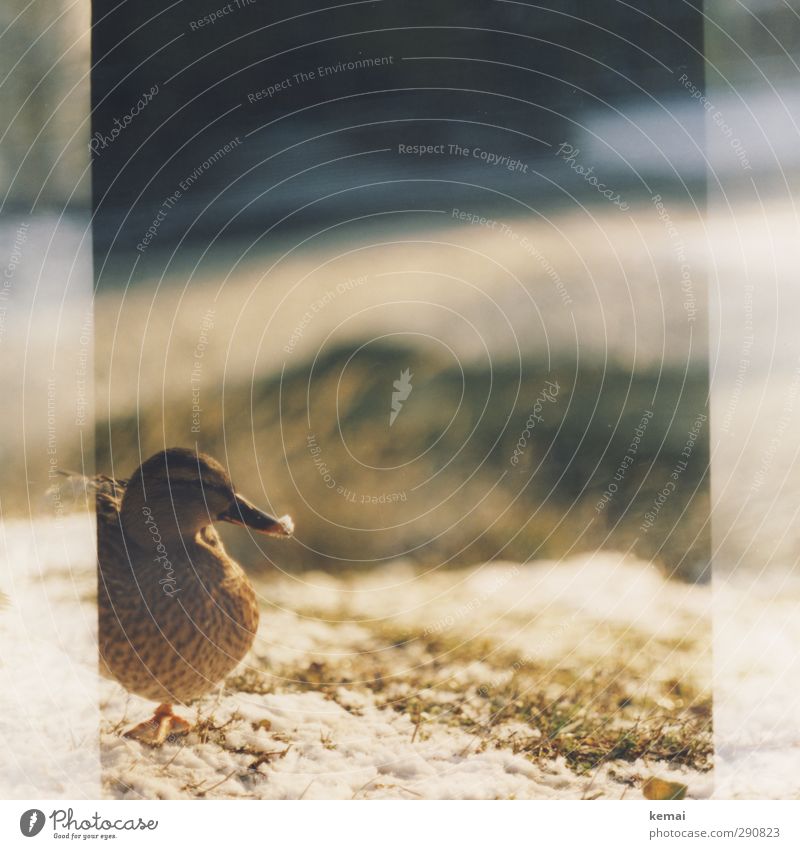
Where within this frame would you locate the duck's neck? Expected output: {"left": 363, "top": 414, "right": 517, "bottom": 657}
{"left": 120, "top": 482, "right": 202, "bottom": 552}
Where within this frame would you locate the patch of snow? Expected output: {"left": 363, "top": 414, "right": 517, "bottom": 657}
{"left": 0, "top": 514, "right": 717, "bottom": 800}
{"left": 713, "top": 570, "right": 800, "bottom": 798}
{"left": 0, "top": 514, "right": 99, "bottom": 798}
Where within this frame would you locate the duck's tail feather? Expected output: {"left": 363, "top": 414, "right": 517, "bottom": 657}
{"left": 48, "top": 470, "right": 128, "bottom": 516}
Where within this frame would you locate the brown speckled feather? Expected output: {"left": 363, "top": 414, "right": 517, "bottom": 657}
{"left": 96, "top": 474, "right": 259, "bottom": 705}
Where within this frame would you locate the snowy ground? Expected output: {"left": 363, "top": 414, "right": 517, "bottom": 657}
{"left": 713, "top": 571, "right": 800, "bottom": 799}
{"left": 8, "top": 511, "right": 800, "bottom": 800}
{"left": 1, "top": 514, "right": 716, "bottom": 800}
{"left": 0, "top": 514, "right": 98, "bottom": 798}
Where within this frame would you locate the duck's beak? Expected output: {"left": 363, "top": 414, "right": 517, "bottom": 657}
{"left": 219, "top": 494, "right": 294, "bottom": 538}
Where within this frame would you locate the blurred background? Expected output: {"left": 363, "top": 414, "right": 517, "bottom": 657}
{"left": 0, "top": 0, "right": 91, "bottom": 505}
{"left": 88, "top": 0, "right": 711, "bottom": 581}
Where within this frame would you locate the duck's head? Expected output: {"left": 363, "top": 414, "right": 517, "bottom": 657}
{"left": 120, "top": 447, "right": 294, "bottom": 543}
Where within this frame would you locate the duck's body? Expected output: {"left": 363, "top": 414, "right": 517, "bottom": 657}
{"left": 98, "top": 491, "right": 260, "bottom": 704}
{"left": 95, "top": 449, "right": 293, "bottom": 743}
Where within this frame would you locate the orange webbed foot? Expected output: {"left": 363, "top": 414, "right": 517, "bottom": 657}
{"left": 123, "top": 703, "right": 191, "bottom": 746}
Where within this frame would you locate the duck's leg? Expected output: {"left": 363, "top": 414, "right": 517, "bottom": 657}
{"left": 123, "top": 703, "right": 191, "bottom": 746}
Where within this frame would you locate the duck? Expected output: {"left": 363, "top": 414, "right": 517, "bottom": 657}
{"left": 95, "top": 447, "right": 293, "bottom": 745}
